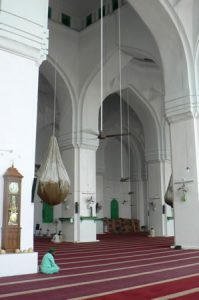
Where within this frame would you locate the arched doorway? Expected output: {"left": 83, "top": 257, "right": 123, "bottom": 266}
{"left": 111, "top": 199, "right": 119, "bottom": 219}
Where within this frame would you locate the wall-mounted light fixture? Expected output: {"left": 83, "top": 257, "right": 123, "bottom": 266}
{"left": 86, "top": 196, "right": 95, "bottom": 208}
{"left": 149, "top": 201, "right": 157, "bottom": 211}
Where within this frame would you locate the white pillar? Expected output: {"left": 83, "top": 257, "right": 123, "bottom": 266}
{"left": 147, "top": 161, "right": 167, "bottom": 236}
{"left": 59, "top": 146, "right": 75, "bottom": 242}
{"left": 0, "top": 0, "right": 48, "bottom": 276}
{"left": 96, "top": 174, "right": 104, "bottom": 234}
{"left": 170, "top": 115, "right": 199, "bottom": 248}
{"left": 60, "top": 144, "right": 98, "bottom": 242}
{"left": 77, "top": 145, "right": 98, "bottom": 242}
{"left": 131, "top": 179, "right": 146, "bottom": 226}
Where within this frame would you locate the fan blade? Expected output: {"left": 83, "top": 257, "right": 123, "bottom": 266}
{"left": 98, "top": 131, "right": 131, "bottom": 140}
{"left": 120, "top": 177, "right": 129, "bottom": 182}
{"left": 106, "top": 132, "right": 131, "bottom": 138}
{"left": 98, "top": 131, "right": 107, "bottom": 139}
{"left": 128, "top": 191, "right": 134, "bottom": 195}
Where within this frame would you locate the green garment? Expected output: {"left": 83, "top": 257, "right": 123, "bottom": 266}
{"left": 40, "top": 252, "right": 60, "bottom": 274}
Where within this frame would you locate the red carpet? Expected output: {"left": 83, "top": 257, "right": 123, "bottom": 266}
{"left": 0, "top": 234, "right": 199, "bottom": 299}
{"left": 86, "top": 275, "right": 199, "bottom": 299}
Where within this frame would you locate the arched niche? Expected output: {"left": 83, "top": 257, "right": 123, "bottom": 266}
{"left": 95, "top": 91, "right": 147, "bottom": 222}
{"left": 80, "top": 1, "right": 163, "bottom": 146}
{"left": 124, "top": 87, "right": 161, "bottom": 161}
{"left": 96, "top": 92, "right": 145, "bottom": 177}
{"left": 195, "top": 41, "right": 199, "bottom": 97}
{"left": 128, "top": 0, "right": 194, "bottom": 100}
{"left": 34, "top": 59, "right": 74, "bottom": 236}
{"left": 111, "top": 199, "right": 119, "bottom": 219}
{"left": 194, "top": 0, "right": 199, "bottom": 97}
{"left": 193, "top": 0, "right": 199, "bottom": 52}
{"left": 36, "top": 60, "right": 74, "bottom": 165}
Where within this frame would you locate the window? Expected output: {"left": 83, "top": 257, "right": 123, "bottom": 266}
{"left": 61, "top": 13, "right": 71, "bottom": 27}
{"left": 86, "top": 14, "right": 92, "bottom": 27}
{"left": 112, "top": 0, "right": 119, "bottom": 11}
{"left": 48, "top": 7, "right": 52, "bottom": 19}
{"left": 98, "top": 5, "right": 106, "bottom": 19}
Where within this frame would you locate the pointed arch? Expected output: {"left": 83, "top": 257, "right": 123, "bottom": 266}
{"left": 39, "top": 57, "right": 76, "bottom": 147}
{"left": 111, "top": 198, "right": 119, "bottom": 219}
{"left": 128, "top": 0, "right": 195, "bottom": 102}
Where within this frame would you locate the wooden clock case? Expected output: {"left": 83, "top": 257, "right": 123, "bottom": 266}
{"left": 1, "top": 166, "right": 23, "bottom": 253}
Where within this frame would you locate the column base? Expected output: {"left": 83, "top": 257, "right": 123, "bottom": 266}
{"left": 171, "top": 244, "right": 199, "bottom": 250}
{"left": 75, "top": 240, "right": 99, "bottom": 243}
{"left": 0, "top": 252, "right": 38, "bottom": 277}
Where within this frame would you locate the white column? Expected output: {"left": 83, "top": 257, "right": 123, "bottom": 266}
{"left": 59, "top": 147, "right": 76, "bottom": 242}
{"left": 170, "top": 115, "right": 199, "bottom": 248}
{"left": 77, "top": 145, "right": 98, "bottom": 242}
{"left": 136, "top": 180, "right": 146, "bottom": 226}
{"left": 147, "top": 161, "right": 166, "bottom": 236}
{"left": 96, "top": 174, "right": 104, "bottom": 234}
{"left": 60, "top": 144, "right": 98, "bottom": 242}
{"left": 0, "top": 0, "right": 48, "bottom": 276}
{"left": 131, "top": 179, "right": 146, "bottom": 226}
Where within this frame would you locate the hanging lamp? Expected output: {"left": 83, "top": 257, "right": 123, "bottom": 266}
{"left": 37, "top": 63, "right": 71, "bottom": 206}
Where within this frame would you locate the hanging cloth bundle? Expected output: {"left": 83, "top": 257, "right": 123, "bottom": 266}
{"left": 37, "top": 136, "right": 70, "bottom": 206}
{"left": 164, "top": 174, "right": 173, "bottom": 208}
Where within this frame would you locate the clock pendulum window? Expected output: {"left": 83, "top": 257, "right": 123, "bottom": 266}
{"left": 1, "top": 166, "right": 23, "bottom": 253}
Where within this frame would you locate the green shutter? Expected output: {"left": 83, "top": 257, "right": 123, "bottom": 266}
{"left": 86, "top": 14, "right": 92, "bottom": 27}
{"left": 98, "top": 6, "right": 106, "bottom": 19}
{"left": 112, "top": 0, "right": 119, "bottom": 11}
{"left": 111, "top": 199, "right": 119, "bottom": 219}
{"left": 61, "top": 13, "right": 71, "bottom": 27}
{"left": 42, "top": 202, "right": 54, "bottom": 223}
{"left": 48, "top": 7, "right": 52, "bottom": 19}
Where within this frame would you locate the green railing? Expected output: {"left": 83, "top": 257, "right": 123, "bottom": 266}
{"left": 59, "top": 217, "right": 73, "bottom": 222}
{"left": 80, "top": 217, "right": 104, "bottom": 221}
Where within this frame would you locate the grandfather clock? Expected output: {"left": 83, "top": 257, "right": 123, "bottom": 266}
{"left": 1, "top": 166, "right": 23, "bottom": 252}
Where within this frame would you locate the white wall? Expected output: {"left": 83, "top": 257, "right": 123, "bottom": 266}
{"left": 35, "top": 0, "right": 173, "bottom": 238}
{"left": 147, "top": 161, "right": 164, "bottom": 236}
{"left": 96, "top": 174, "right": 104, "bottom": 233}
{"left": 1, "top": 0, "right": 48, "bottom": 27}
{"left": 79, "top": 3, "right": 161, "bottom": 96}
{"left": 0, "top": 51, "right": 39, "bottom": 250}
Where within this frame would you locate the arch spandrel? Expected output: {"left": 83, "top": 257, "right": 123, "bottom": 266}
{"left": 81, "top": 72, "right": 161, "bottom": 161}
{"left": 128, "top": 0, "right": 193, "bottom": 103}
{"left": 39, "top": 59, "right": 75, "bottom": 149}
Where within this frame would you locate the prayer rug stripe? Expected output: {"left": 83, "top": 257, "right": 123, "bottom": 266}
{"left": 71, "top": 274, "right": 199, "bottom": 300}
{"left": 0, "top": 235, "right": 199, "bottom": 299}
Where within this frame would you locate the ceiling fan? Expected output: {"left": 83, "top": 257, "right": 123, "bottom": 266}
{"left": 120, "top": 177, "right": 130, "bottom": 182}
{"left": 97, "top": 130, "right": 130, "bottom": 140}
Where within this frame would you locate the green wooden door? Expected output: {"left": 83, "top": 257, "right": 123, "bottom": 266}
{"left": 111, "top": 198, "right": 119, "bottom": 219}
{"left": 42, "top": 202, "right": 54, "bottom": 223}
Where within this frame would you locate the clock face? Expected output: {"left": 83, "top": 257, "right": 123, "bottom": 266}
{"left": 9, "top": 182, "right": 19, "bottom": 194}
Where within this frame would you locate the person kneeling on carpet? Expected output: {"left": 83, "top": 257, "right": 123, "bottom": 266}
{"left": 40, "top": 247, "right": 60, "bottom": 274}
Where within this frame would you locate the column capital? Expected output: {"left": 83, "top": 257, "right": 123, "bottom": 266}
{"left": 165, "top": 94, "right": 198, "bottom": 123}
{"left": 0, "top": 2, "right": 48, "bottom": 65}
{"left": 145, "top": 149, "right": 171, "bottom": 162}
{"left": 58, "top": 133, "right": 99, "bottom": 152}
